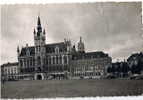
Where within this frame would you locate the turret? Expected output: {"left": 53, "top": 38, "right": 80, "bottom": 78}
{"left": 33, "top": 28, "right": 36, "bottom": 35}
{"left": 37, "top": 16, "right": 42, "bottom": 34}
{"left": 77, "top": 36, "right": 85, "bottom": 53}
{"left": 17, "top": 46, "right": 20, "bottom": 56}
{"left": 34, "top": 16, "right": 46, "bottom": 46}
{"left": 64, "top": 38, "right": 72, "bottom": 52}
{"left": 43, "top": 29, "right": 46, "bottom": 35}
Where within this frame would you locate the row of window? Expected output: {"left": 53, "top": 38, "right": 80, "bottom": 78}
{"left": 4, "top": 75, "right": 33, "bottom": 80}
{"left": 4, "top": 67, "right": 17, "bottom": 75}
{"left": 19, "top": 55, "right": 69, "bottom": 67}
{"left": 74, "top": 72, "right": 102, "bottom": 76}
{"left": 20, "top": 65, "right": 68, "bottom": 73}
{"left": 74, "top": 66, "right": 104, "bottom": 72}
{"left": 44, "top": 66, "right": 68, "bottom": 72}
{"left": 45, "top": 55, "right": 68, "bottom": 65}
{"left": 36, "top": 46, "right": 60, "bottom": 54}
{"left": 20, "top": 58, "right": 35, "bottom": 67}
{"left": 74, "top": 59, "right": 110, "bottom": 65}
{"left": 21, "top": 68, "right": 35, "bottom": 73}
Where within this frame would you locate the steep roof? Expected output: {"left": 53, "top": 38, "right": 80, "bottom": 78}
{"left": 72, "top": 51, "right": 110, "bottom": 60}
{"left": 1, "top": 62, "right": 18, "bottom": 68}
{"left": 19, "top": 42, "right": 67, "bottom": 57}
{"left": 20, "top": 46, "right": 35, "bottom": 56}
{"left": 45, "top": 42, "right": 67, "bottom": 53}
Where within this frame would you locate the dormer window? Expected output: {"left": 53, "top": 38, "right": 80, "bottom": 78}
{"left": 26, "top": 49, "right": 30, "bottom": 56}
{"left": 55, "top": 46, "right": 59, "bottom": 54}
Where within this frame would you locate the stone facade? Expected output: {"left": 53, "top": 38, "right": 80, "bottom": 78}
{"left": 70, "top": 52, "right": 111, "bottom": 79}
{"left": 1, "top": 16, "right": 112, "bottom": 80}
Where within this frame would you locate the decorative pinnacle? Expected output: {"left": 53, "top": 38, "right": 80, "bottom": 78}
{"left": 17, "top": 46, "right": 20, "bottom": 53}
{"left": 37, "top": 16, "right": 41, "bottom": 26}
{"left": 43, "top": 29, "right": 46, "bottom": 34}
{"left": 34, "top": 28, "right": 36, "bottom": 34}
{"left": 80, "top": 36, "right": 82, "bottom": 42}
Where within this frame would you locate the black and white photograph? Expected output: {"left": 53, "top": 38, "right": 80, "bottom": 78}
{"left": 1, "top": 1, "right": 143, "bottom": 99}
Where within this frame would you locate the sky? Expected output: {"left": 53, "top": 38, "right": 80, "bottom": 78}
{"left": 1, "top": 2, "right": 143, "bottom": 65}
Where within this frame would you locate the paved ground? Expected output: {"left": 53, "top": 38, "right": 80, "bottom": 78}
{"left": 1, "top": 79, "right": 143, "bottom": 98}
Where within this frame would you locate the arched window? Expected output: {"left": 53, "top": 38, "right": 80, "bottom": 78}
{"left": 49, "top": 57, "right": 51, "bottom": 65}
{"left": 20, "top": 60, "right": 23, "bottom": 67}
{"left": 33, "top": 58, "right": 35, "bottom": 66}
{"left": 53, "top": 57, "right": 55, "bottom": 64}
{"left": 46, "top": 57, "right": 48, "bottom": 64}
{"left": 27, "top": 59, "right": 29, "bottom": 67}
{"left": 30, "top": 58, "right": 32, "bottom": 66}
{"left": 24, "top": 59, "right": 26, "bottom": 67}
{"left": 37, "top": 56, "right": 41, "bottom": 65}
{"left": 59, "top": 56, "right": 62, "bottom": 64}
{"left": 56, "top": 56, "right": 58, "bottom": 64}
{"left": 64, "top": 55, "right": 67, "bottom": 64}
{"left": 39, "top": 46, "right": 41, "bottom": 52}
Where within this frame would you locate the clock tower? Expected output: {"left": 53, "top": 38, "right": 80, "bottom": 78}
{"left": 34, "top": 16, "right": 46, "bottom": 72}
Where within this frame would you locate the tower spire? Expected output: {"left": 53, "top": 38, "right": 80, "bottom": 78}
{"left": 37, "top": 16, "right": 42, "bottom": 36}
{"left": 17, "top": 45, "right": 20, "bottom": 56}
{"left": 17, "top": 45, "right": 20, "bottom": 53}
{"left": 80, "top": 36, "right": 82, "bottom": 42}
{"left": 37, "top": 16, "right": 41, "bottom": 26}
{"left": 34, "top": 16, "right": 46, "bottom": 46}
{"left": 43, "top": 28, "right": 46, "bottom": 35}
{"left": 33, "top": 28, "right": 36, "bottom": 34}
{"left": 78, "top": 36, "right": 85, "bottom": 53}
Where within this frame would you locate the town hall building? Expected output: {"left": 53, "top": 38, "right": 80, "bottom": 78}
{"left": 2, "top": 16, "right": 112, "bottom": 80}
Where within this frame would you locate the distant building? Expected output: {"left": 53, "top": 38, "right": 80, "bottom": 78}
{"left": 1, "top": 16, "right": 112, "bottom": 80}
{"left": 1, "top": 62, "right": 19, "bottom": 81}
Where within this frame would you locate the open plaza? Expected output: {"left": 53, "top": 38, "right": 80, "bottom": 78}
{"left": 1, "top": 79, "right": 143, "bottom": 98}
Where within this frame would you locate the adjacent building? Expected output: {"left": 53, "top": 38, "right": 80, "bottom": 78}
{"left": 70, "top": 51, "right": 111, "bottom": 79}
{"left": 1, "top": 62, "right": 19, "bottom": 81}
